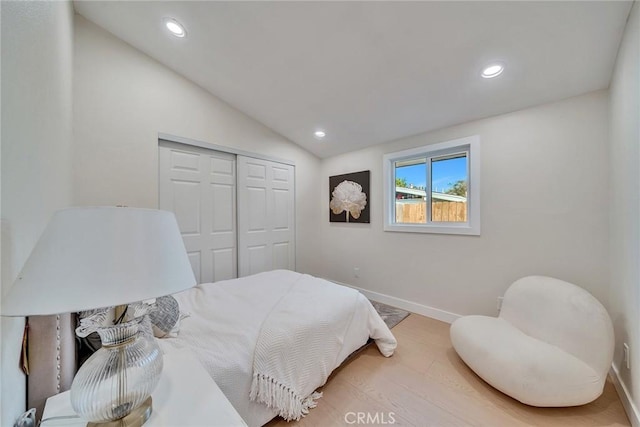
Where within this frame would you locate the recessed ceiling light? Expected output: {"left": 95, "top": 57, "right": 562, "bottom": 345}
{"left": 164, "top": 18, "right": 186, "bottom": 38}
{"left": 314, "top": 130, "right": 326, "bottom": 139}
{"left": 481, "top": 63, "right": 504, "bottom": 79}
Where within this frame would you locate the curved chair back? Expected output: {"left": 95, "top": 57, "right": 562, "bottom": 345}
{"left": 499, "top": 276, "right": 614, "bottom": 376}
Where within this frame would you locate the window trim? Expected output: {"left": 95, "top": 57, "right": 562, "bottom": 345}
{"left": 383, "top": 135, "right": 481, "bottom": 235}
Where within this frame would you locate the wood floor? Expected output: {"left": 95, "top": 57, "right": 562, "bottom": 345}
{"left": 267, "top": 314, "right": 630, "bottom": 427}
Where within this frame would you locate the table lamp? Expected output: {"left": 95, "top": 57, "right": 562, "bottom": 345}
{"left": 2, "top": 207, "right": 196, "bottom": 426}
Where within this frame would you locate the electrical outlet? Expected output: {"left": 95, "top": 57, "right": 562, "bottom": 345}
{"left": 624, "top": 343, "right": 630, "bottom": 370}
{"left": 354, "top": 267, "right": 360, "bottom": 278}
{"left": 497, "top": 296, "right": 504, "bottom": 313}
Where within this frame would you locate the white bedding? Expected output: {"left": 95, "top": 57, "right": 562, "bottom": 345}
{"left": 157, "top": 270, "right": 397, "bottom": 427}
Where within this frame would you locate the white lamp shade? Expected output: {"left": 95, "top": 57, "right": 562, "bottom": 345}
{"left": 2, "top": 207, "right": 196, "bottom": 316}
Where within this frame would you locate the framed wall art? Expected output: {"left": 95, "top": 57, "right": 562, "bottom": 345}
{"left": 329, "top": 170, "right": 370, "bottom": 223}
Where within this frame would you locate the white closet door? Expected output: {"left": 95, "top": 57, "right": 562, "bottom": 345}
{"left": 159, "top": 142, "right": 237, "bottom": 284}
{"left": 237, "top": 156, "right": 295, "bottom": 276}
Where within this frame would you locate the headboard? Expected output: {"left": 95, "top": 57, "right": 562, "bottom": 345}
{"left": 27, "top": 314, "right": 76, "bottom": 421}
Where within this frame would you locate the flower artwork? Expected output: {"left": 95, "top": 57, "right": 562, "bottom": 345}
{"left": 330, "top": 180, "right": 367, "bottom": 221}
{"left": 329, "top": 171, "right": 370, "bottom": 223}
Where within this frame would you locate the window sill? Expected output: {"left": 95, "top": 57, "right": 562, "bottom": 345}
{"left": 383, "top": 223, "right": 480, "bottom": 236}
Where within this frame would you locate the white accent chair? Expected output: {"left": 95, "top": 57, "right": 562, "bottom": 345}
{"left": 450, "top": 276, "right": 614, "bottom": 407}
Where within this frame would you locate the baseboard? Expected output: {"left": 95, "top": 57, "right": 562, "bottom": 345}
{"left": 325, "top": 278, "right": 461, "bottom": 324}
{"left": 610, "top": 364, "right": 640, "bottom": 427}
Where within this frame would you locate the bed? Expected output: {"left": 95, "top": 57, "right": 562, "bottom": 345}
{"left": 27, "top": 270, "right": 397, "bottom": 426}
{"left": 156, "top": 269, "right": 397, "bottom": 427}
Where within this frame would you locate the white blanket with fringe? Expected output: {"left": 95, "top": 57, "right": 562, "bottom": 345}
{"left": 249, "top": 273, "right": 362, "bottom": 420}
{"left": 158, "top": 270, "right": 397, "bottom": 427}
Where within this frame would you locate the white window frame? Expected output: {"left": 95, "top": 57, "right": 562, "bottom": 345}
{"left": 383, "top": 135, "right": 480, "bottom": 235}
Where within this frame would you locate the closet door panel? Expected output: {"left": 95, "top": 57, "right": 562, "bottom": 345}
{"left": 211, "top": 184, "right": 234, "bottom": 232}
{"left": 171, "top": 181, "right": 201, "bottom": 234}
{"left": 272, "top": 242, "right": 291, "bottom": 270}
{"left": 270, "top": 164, "right": 295, "bottom": 271}
{"left": 212, "top": 248, "right": 235, "bottom": 281}
{"left": 247, "top": 187, "right": 268, "bottom": 231}
{"left": 159, "top": 141, "right": 237, "bottom": 284}
{"left": 160, "top": 146, "right": 205, "bottom": 282}
{"left": 247, "top": 245, "right": 268, "bottom": 276}
{"left": 238, "top": 156, "right": 295, "bottom": 277}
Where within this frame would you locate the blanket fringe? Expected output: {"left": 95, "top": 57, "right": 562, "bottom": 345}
{"left": 250, "top": 372, "right": 323, "bottom": 421}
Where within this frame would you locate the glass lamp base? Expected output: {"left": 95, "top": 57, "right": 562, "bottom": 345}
{"left": 72, "top": 315, "right": 162, "bottom": 424}
{"left": 87, "top": 397, "right": 152, "bottom": 427}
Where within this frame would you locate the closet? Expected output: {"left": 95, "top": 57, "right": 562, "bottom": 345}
{"left": 158, "top": 139, "right": 295, "bottom": 284}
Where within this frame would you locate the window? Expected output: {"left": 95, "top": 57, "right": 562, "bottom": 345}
{"left": 383, "top": 135, "right": 480, "bottom": 235}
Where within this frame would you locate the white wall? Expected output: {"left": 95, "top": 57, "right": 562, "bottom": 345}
{"left": 73, "top": 15, "right": 323, "bottom": 276}
{"left": 319, "top": 90, "right": 610, "bottom": 319}
{"left": 0, "top": 1, "right": 75, "bottom": 424}
{"left": 609, "top": 0, "right": 640, "bottom": 421}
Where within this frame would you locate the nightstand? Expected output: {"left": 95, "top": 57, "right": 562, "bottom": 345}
{"left": 41, "top": 349, "right": 248, "bottom": 426}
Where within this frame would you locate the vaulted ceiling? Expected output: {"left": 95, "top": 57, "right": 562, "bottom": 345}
{"left": 74, "top": 1, "right": 632, "bottom": 158}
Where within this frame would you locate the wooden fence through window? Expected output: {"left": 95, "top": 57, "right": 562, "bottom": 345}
{"left": 396, "top": 202, "right": 467, "bottom": 223}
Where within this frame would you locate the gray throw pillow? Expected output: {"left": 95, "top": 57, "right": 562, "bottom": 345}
{"left": 149, "top": 295, "right": 180, "bottom": 338}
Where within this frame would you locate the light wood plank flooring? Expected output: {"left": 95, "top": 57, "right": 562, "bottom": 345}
{"left": 267, "top": 314, "right": 630, "bottom": 427}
